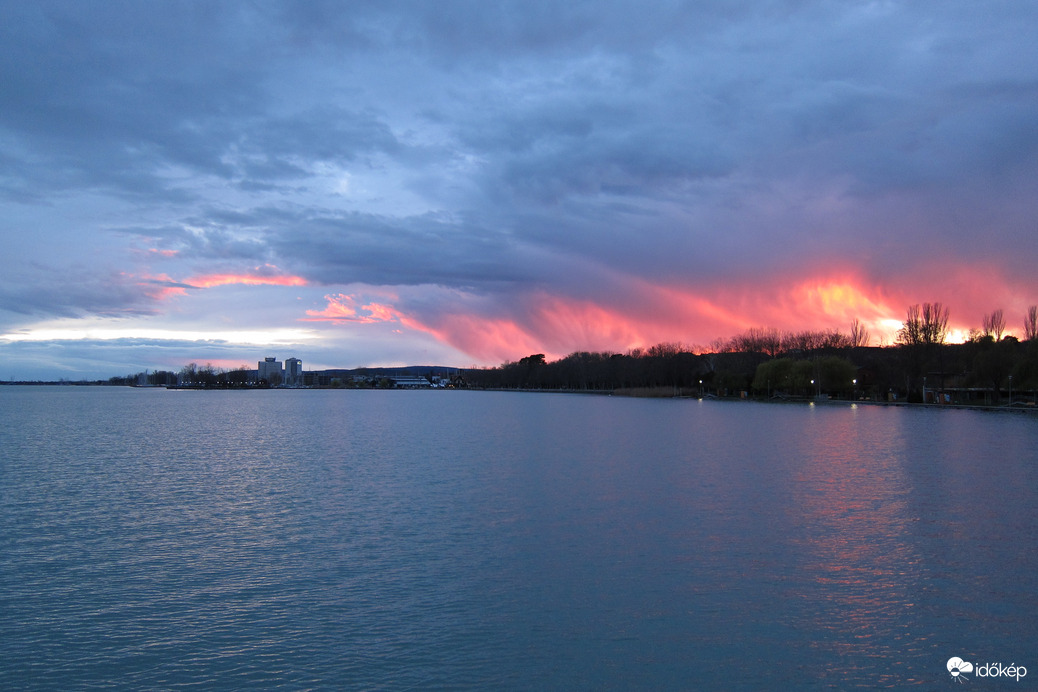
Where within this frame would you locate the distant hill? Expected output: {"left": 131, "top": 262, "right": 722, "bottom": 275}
{"left": 316, "top": 365, "right": 466, "bottom": 378}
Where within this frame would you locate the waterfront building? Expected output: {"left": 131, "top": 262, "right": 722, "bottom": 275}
{"left": 285, "top": 358, "right": 302, "bottom": 386}
{"left": 258, "top": 357, "right": 283, "bottom": 384}
{"left": 390, "top": 375, "right": 431, "bottom": 388}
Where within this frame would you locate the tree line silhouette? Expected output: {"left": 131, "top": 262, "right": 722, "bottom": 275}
{"left": 469, "top": 303, "right": 1038, "bottom": 406}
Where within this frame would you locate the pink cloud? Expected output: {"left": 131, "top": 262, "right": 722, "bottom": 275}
{"left": 135, "top": 267, "right": 308, "bottom": 301}
{"left": 385, "top": 265, "right": 1036, "bottom": 362}
{"left": 133, "top": 273, "right": 191, "bottom": 300}
{"left": 303, "top": 294, "right": 407, "bottom": 324}
{"left": 186, "top": 272, "right": 307, "bottom": 289}
{"left": 293, "top": 262, "right": 1036, "bottom": 365}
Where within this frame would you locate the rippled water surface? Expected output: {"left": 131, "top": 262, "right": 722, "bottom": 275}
{"left": 2, "top": 387, "right": 1036, "bottom": 689}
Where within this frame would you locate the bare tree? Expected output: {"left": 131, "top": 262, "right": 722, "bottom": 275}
{"left": 921, "top": 302, "right": 950, "bottom": 346}
{"left": 733, "top": 328, "right": 781, "bottom": 357}
{"left": 781, "top": 330, "right": 815, "bottom": 353}
{"left": 779, "top": 329, "right": 850, "bottom": 353}
{"left": 896, "top": 304, "right": 923, "bottom": 346}
{"left": 897, "top": 302, "right": 949, "bottom": 400}
{"left": 983, "top": 309, "right": 1006, "bottom": 341}
{"left": 179, "top": 362, "right": 199, "bottom": 385}
{"left": 850, "top": 319, "right": 871, "bottom": 347}
{"left": 1025, "top": 305, "right": 1038, "bottom": 341}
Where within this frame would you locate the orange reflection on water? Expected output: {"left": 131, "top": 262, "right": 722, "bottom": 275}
{"left": 789, "top": 408, "right": 924, "bottom": 668}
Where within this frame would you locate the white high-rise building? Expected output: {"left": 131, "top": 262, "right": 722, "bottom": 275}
{"left": 258, "top": 357, "right": 283, "bottom": 384}
{"left": 285, "top": 358, "right": 302, "bottom": 386}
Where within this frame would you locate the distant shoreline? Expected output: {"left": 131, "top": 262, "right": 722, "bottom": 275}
{"left": 4, "top": 381, "right": 1036, "bottom": 414}
{"left": 479, "top": 386, "right": 1038, "bottom": 414}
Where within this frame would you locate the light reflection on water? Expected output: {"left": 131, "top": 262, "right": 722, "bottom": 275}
{"left": 0, "top": 387, "right": 1036, "bottom": 690}
{"left": 788, "top": 406, "right": 924, "bottom": 685}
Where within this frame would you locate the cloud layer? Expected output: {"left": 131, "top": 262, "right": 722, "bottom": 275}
{"left": 2, "top": 1, "right": 1037, "bottom": 378}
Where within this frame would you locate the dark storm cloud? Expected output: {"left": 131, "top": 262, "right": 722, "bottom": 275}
{"left": 0, "top": 2, "right": 408, "bottom": 201}
{"left": 0, "top": 4, "right": 256, "bottom": 195}
{"left": 260, "top": 208, "right": 540, "bottom": 288}
{"left": 0, "top": 265, "right": 160, "bottom": 321}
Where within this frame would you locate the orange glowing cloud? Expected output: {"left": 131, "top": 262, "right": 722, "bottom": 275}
{"left": 186, "top": 273, "right": 307, "bottom": 289}
{"left": 704, "top": 276, "right": 905, "bottom": 344}
{"left": 794, "top": 280, "right": 895, "bottom": 321}
{"left": 399, "top": 312, "right": 547, "bottom": 363}
{"left": 385, "top": 272, "right": 972, "bottom": 363}
{"left": 299, "top": 264, "right": 1034, "bottom": 365}
{"left": 303, "top": 294, "right": 407, "bottom": 324}
{"left": 395, "top": 291, "right": 679, "bottom": 364}
{"left": 137, "top": 267, "right": 308, "bottom": 301}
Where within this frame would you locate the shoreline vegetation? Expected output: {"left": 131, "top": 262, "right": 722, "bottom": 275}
{"left": 471, "top": 304, "right": 1038, "bottom": 411}
{"left": 6, "top": 304, "right": 1038, "bottom": 411}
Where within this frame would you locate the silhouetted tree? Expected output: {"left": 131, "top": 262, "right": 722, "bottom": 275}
{"left": 973, "top": 337, "right": 1015, "bottom": 404}
{"left": 728, "top": 328, "right": 781, "bottom": 357}
{"left": 1011, "top": 339, "right": 1038, "bottom": 401}
{"left": 897, "top": 302, "right": 949, "bottom": 347}
{"left": 780, "top": 329, "right": 851, "bottom": 354}
{"left": 753, "top": 358, "right": 810, "bottom": 396}
{"left": 225, "top": 365, "right": 251, "bottom": 385}
{"left": 179, "top": 362, "right": 198, "bottom": 385}
{"left": 817, "top": 356, "right": 857, "bottom": 397}
{"left": 519, "top": 353, "right": 546, "bottom": 367}
{"left": 896, "top": 302, "right": 949, "bottom": 399}
{"left": 1025, "top": 305, "right": 1037, "bottom": 341}
{"left": 850, "top": 319, "right": 871, "bottom": 348}
{"left": 983, "top": 309, "right": 1006, "bottom": 341}
{"left": 922, "top": 302, "right": 950, "bottom": 346}
{"left": 517, "top": 353, "right": 547, "bottom": 388}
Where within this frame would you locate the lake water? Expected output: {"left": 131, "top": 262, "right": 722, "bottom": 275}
{"left": 1, "top": 386, "right": 1036, "bottom": 690}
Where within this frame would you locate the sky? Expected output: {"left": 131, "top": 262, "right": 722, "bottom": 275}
{"left": 2, "top": 1, "right": 1037, "bottom": 380}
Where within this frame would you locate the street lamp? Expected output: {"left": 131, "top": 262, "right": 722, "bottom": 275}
{"left": 852, "top": 378, "right": 857, "bottom": 401}
{"left": 1009, "top": 374, "right": 1013, "bottom": 406}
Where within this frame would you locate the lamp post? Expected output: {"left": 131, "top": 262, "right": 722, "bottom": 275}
{"left": 852, "top": 378, "right": 857, "bottom": 401}
{"left": 1009, "top": 374, "right": 1013, "bottom": 406}
{"left": 699, "top": 379, "right": 703, "bottom": 398}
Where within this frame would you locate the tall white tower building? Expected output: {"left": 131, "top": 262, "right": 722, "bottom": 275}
{"left": 285, "top": 358, "right": 302, "bottom": 386}
{"left": 258, "top": 357, "right": 283, "bottom": 384}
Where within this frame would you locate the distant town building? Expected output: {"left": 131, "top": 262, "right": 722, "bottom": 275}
{"left": 285, "top": 358, "right": 302, "bottom": 386}
{"left": 258, "top": 357, "right": 283, "bottom": 384}
{"left": 390, "top": 375, "right": 431, "bottom": 388}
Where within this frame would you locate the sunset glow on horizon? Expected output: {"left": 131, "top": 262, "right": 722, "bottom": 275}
{"left": 2, "top": 2, "right": 1036, "bottom": 378}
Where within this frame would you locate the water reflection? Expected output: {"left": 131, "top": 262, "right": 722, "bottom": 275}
{"left": 789, "top": 406, "right": 929, "bottom": 685}
{"left": 2, "top": 389, "right": 1036, "bottom": 690}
